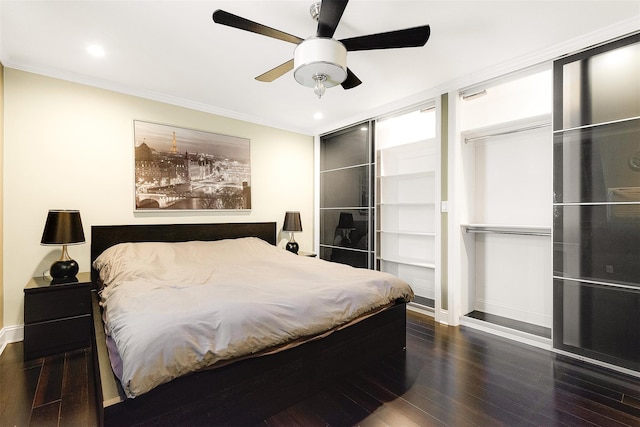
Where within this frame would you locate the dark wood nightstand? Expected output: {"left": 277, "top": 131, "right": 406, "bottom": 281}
{"left": 23, "top": 272, "right": 95, "bottom": 360}
{"left": 298, "top": 251, "right": 317, "bottom": 257}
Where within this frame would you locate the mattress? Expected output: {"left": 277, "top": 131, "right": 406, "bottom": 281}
{"left": 93, "top": 237, "right": 414, "bottom": 398}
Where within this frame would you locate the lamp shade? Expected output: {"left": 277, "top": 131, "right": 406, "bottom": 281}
{"left": 293, "top": 38, "right": 347, "bottom": 88}
{"left": 283, "top": 211, "right": 302, "bottom": 232}
{"left": 41, "top": 210, "right": 85, "bottom": 245}
{"left": 337, "top": 212, "right": 355, "bottom": 230}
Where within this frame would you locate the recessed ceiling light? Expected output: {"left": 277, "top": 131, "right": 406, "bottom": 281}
{"left": 313, "top": 112, "right": 323, "bottom": 120}
{"left": 87, "top": 44, "right": 106, "bottom": 57}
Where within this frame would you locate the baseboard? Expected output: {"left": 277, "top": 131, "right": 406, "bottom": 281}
{"left": 0, "top": 324, "right": 24, "bottom": 355}
{"left": 407, "top": 303, "right": 434, "bottom": 318}
{"left": 437, "top": 309, "right": 449, "bottom": 325}
{"left": 407, "top": 304, "right": 452, "bottom": 326}
{"left": 553, "top": 348, "right": 640, "bottom": 379}
{"left": 473, "top": 299, "right": 551, "bottom": 330}
{"left": 460, "top": 315, "right": 552, "bottom": 351}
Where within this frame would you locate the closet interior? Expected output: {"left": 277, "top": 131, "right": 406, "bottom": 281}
{"left": 458, "top": 68, "right": 554, "bottom": 344}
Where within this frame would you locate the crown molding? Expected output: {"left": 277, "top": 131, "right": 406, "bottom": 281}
{"left": 2, "top": 61, "right": 313, "bottom": 136}
{"left": 4, "top": 17, "right": 638, "bottom": 138}
{"left": 312, "top": 16, "right": 640, "bottom": 135}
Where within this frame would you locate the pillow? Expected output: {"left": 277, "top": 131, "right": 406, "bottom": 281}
{"left": 93, "top": 242, "right": 160, "bottom": 286}
{"left": 93, "top": 237, "right": 275, "bottom": 287}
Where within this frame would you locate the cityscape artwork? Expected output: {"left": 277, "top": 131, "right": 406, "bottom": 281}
{"left": 134, "top": 120, "right": 251, "bottom": 211}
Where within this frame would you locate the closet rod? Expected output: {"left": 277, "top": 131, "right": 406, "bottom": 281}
{"left": 466, "top": 229, "right": 551, "bottom": 237}
{"left": 464, "top": 122, "right": 550, "bottom": 143}
{"left": 464, "top": 225, "right": 551, "bottom": 237}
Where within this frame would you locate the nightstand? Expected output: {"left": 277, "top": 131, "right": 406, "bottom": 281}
{"left": 23, "top": 272, "right": 95, "bottom": 360}
{"left": 298, "top": 251, "right": 317, "bottom": 257}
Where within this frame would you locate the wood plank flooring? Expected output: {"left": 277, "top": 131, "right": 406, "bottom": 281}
{"left": 1, "top": 310, "right": 639, "bottom": 426}
{"left": 0, "top": 343, "right": 97, "bottom": 427}
{"left": 261, "top": 311, "right": 640, "bottom": 427}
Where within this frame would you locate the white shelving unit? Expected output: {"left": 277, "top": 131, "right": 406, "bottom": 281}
{"left": 376, "top": 109, "right": 438, "bottom": 310}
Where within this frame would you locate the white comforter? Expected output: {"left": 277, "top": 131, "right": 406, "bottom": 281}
{"left": 94, "top": 237, "right": 413, "bottom": 398}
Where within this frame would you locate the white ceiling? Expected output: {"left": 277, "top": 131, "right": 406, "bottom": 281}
{"left": 1, "top": 1, "right": 639, "bottom": 135}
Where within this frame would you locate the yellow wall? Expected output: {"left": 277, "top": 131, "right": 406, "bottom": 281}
{"left": 0, "top": 62, "right": 4, "bottom": 330}
{"left": 2, "top": 69, "right": 314, "bottom": 328}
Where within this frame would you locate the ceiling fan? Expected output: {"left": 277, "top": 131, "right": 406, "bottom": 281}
{"left": 212, "top": 0, "right": 431, "bottom": 98}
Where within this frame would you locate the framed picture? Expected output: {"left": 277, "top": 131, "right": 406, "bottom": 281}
{"left": 133, "top": 120, "right": 251, "bottom": 211}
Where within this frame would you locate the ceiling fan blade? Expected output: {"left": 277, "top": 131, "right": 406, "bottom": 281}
{"left": 213, "top": 10, "right": 304, "bottom": 44}
{"left": 316, "top": 0, "right": 349, "bottom": 38}
{"left": 341, "top": 68, "right": 362, "bottom": 89}
{"left": 340, "top": 25, "right": 430, "bottom": 51}
{"left": 255, "top": 59, "right": 294, "bottom": 82}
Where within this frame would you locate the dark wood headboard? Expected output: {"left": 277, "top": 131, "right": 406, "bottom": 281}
{"left": 90, "top": 222, "right": 277, "bottom": 283}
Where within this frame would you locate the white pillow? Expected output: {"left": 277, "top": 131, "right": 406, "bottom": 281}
{"left": 93, "top": 237, "right": 274, "bottom": 287}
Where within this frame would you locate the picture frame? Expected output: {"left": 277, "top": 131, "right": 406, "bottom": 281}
{"left": 133, "top": 120, "right": 251, "bottom": 211}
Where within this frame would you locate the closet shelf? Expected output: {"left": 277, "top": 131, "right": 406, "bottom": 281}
{"left": 378, "top": 202, "right": 436, "bottom": 207}
{"left": 462, "top": 113, "right": 551, "bottom": 143}
{"left": 378, "top": 257, "right": 436, "bottom": 269}
{"left": 379, "top": 170, "right": 436, "bottom": 179}
{"left": 377, "top": 230, "right": 435, "bottom": 237}
{"left": 464, "top": 224, "right": 551, "bottom": 237}
{"left": 378, "top": 137, "right": 436, "bottom": 152}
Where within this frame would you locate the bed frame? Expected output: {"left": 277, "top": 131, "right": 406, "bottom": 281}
{"left": 90, "top": 222, "right": 407, "bottom": 426}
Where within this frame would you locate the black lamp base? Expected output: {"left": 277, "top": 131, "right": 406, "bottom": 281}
{"left": 285, "top": 241, "right": 299, "bottom": 254}
{"left": 50, "top": 259, "right": 79, "bottom": 284}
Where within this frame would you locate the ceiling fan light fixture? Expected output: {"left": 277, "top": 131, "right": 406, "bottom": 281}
{"left": 313, "top": 73, "right": 327, "bottom": 98}
{"left": 294, "top": 38, "right": 347, "bottom": 98}
{"left": 213, "top": 4, "right": 431, "bottom": 94}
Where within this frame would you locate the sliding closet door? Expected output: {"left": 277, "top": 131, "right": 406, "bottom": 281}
{"left": 553, "top": 33, "right": 640, "bottom": 373}
{"left": 319, "top": 122, "right": 375, "bottom": 268}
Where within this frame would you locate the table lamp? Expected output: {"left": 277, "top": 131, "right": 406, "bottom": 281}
{"left": 283, "top": 211, "right": 302, "bottom": 254}
{"left": 337, "top": 212, "right": 355, "bottom": 245}
{"left": 41, "top": 210, "right": 85, "bottom": 283}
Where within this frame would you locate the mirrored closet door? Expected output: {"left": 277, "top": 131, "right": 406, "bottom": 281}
{"left": 319, "top": 122, "right": 375, "bottom": 269}
{"left": 552, "top": 33, "right": 640, "bottom": 373}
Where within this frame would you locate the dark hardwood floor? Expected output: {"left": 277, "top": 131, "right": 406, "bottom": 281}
{"left": 0, "top": 343, "right": 97, "bottom": 427}
{"left": 1, "top": 310, "right": 639, "bottom": 426}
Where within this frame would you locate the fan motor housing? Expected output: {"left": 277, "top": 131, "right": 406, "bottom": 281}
{"left": 294, "top": 38, "right": 347, "bottom": 88}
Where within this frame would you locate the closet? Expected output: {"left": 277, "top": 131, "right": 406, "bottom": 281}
{"left": 457, "top": 68, "right": 553, "bottom": 344}
{"left": 319, "top": 105, "right": 442, "bottom": 314}
{"left": 375, "top": 107, "right": 439, "bottom": 311}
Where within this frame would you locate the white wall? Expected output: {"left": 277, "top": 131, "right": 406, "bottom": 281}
{"left": 3, "top": 69, "right": 314, "bottom": 328}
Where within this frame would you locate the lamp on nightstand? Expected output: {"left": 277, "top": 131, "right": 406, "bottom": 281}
{"left": 283, "top": 211, "right": 302, "bottom": 254}
{"left": 41, "top": 210, "right": 85, "bottom": 284}
{"left": 337, "top": 212, "right": 355, "bottom": 245}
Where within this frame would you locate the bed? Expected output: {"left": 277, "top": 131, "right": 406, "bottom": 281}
{"left": 90, "top": 222, "right": 412, "bottom": 426}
